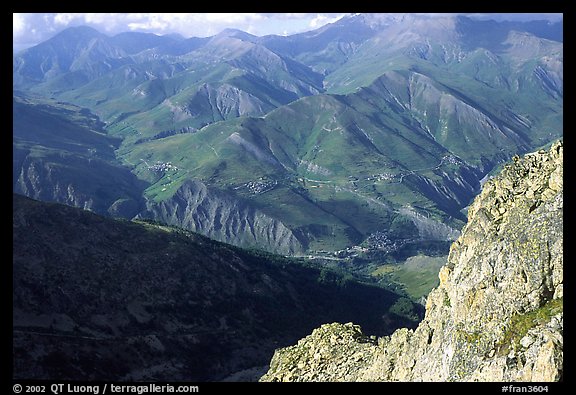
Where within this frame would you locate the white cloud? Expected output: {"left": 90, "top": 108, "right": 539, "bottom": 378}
{"left": 309, "top": 13, "right": 346, "bottom": 28}
{"left": 53, "top": 13, "right": 69, "bottom": 25}
{"left": 203, "top": 13, "right": 263, "bottom": 23}
{"left": 15, "top": 12, "right": 344, "bottom": 50}
{"left": 12, "top": 12, "right": 563, "bottom": 54}
{"left": 118, "top": 13, "right": 266, "bottom": 37}
{"left": 13, "top": 13, "right": 25, "bottom": 37}
{"left": 127, "top": 14, "right": 171, "bottom": 32}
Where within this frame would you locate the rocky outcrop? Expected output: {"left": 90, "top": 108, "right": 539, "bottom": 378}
{"left": 13, "top": 94, "right": 147, "bottom": 220}
{"left": 261, "top": 140, "right": 563, "bottom": 382}
{"left": 183, "top": 83, "right": 277, "bottom": 123}
{"left": 398, "top": 206, "right": 461, "bottom": 241}
{"left": 137, "top": 180, "right": 304, "bottom": 255}
{"left": 14, "top": 154, "right": 146, "bottom": 219}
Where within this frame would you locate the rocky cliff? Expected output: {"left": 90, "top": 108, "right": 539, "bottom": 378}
{"left": 13, "top": 94, "right": 147, "bottom": 219}
{"left": 137, "top": 180, "right": 304, "bottom": 255}
{"left": 261, "top": 140, "right": 563, "bottom": 382}
{"left": 14, "top": 154, "right": 146, "bottom": 219}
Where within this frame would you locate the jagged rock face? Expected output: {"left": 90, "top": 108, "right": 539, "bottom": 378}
{"left": 182, "top": 83, "right": 278, "bottom": 124}
{"left": 13, "top": 154, "right": 145, "bottom": 219}
{"left": 261, "top": 140, "right": 563, "bottom": 382}
{"left": 138, "top": 180, "right": 304, "bottom": 255}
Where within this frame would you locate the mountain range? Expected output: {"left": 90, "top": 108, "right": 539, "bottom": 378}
{"left": 13, "top": 193, "right": 421, "bottom": 381}
{"left": 261, "top": 140, "right": 563, "bottom": 382}
{"left": 13, "top": 13, "right": 562, "bottom": 258}
{"left": 12, "top": 12, "right": 563, "bottom": 383}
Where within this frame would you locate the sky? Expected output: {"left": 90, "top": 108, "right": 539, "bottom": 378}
{"left": 12, "top": 13, "right": 348, "bottom": 53}
{"left": 13, "top": 13, "right": 563, "bottom": 53}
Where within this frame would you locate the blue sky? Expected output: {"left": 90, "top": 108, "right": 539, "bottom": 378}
{"left": 13, "top": 13, "right": 563, "bottom": 53}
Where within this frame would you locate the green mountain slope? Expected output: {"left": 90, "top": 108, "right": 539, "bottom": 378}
{"left": 13, "top": 194, "right": 421, "bottom": 381}
{"left": 15, "top": 29, "right": 325, "bottom": 145}
{"left": 12, "top": 14, "right": 562, "bottom": 257}
{"left": 13, "top": 93, "right": 147, "bottom": 218}
{"left": 13, "top": 26, "right": 131, "bottom": 89}
{"left": 125, "top": 57, "right": 561, "bottom": 254}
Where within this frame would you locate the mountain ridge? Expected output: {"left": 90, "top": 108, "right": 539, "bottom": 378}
{"left": 260, "top": 140, "right": 563, "bottom": 382}
{"left": 13, "top": 193, "right": 422, "bottom": 381}
{"left": 13, "top": 93, "right": 148, "bottom": 218}
{"left": 13, "top": 14, "right": 563, "bottom": 257}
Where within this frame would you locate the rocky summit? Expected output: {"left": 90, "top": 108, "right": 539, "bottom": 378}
{"left": 261, "top": 140, "right": 563, "bottom": 382}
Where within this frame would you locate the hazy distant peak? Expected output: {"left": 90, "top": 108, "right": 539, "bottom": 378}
{"left": 214, "top": 28, "right": 258, "bottom": 42}
{"left": 49, "top": 25, "right": 105, "bottom": 43}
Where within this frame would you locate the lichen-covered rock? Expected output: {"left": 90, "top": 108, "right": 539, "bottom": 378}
{"left": 260, "top": 140, "right": 563, "bottom": 382}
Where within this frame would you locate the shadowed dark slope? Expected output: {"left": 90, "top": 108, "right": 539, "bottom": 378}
{"left": 13, "top": 194, "right": 421, "bottom": 381}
